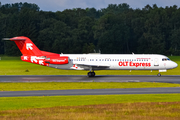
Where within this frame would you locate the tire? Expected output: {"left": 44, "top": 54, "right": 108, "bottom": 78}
{"left": 87, "top": 72, "right": 92, "bottom": 77}
{"left": 157, "top": 73, "right": 161, "bottom": 77}
{"left": 91, "top": 72, "right": 95, "bottom": 77}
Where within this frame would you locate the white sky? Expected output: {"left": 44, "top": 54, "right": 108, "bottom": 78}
{"left": 1, "top": 0, "right": 180, "bottom": 12}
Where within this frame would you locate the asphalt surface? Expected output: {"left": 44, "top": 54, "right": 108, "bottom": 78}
{"left": 0, "top": 75, "right": 180, "bottom": 83}
{"left": 0, "top": 75, "right": 180, "bottom": 97}
{"left": 0, "top": 87, "right": 180, "bottom": 97}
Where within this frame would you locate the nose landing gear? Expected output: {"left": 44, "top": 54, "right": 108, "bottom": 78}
{"left": 157, "top": 73, "right": 161, "bottom": 77}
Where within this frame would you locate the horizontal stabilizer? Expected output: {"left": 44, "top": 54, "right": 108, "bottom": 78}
{"left": 2, "top": 38, "right": 26, "bottom": 41}
{"left": 2, "top": 38, "right": 11, "bottom": 41}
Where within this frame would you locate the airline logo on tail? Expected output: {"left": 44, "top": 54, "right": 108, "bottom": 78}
{"left": 26, "top": 43, "right": 33, "bottom": 50}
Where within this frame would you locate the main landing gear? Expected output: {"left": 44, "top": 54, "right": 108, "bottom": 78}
{"left": 87, "top": 71, "right": 95, "bottom": 77}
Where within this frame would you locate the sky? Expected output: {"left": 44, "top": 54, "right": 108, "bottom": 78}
{"left": 1, "top": 0, "right": 180, "bottom": 12}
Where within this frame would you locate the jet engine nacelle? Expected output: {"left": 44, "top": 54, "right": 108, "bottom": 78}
{"left": 21, "top": 55, "right": 69, "bottom": 65}
{"left": 45, "top": 56, "right": 69, "bottom": 64}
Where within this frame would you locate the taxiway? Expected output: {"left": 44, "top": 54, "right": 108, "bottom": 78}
{"left": 0, "top": 87, "right": 180, "bottom": 97}
{"left": 0, "top": 75, "right": 180, "bottom": 83}
{"left": 0, "top": 75, "right": 180, "bottom": 97}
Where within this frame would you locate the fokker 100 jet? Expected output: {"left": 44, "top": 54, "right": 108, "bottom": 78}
{"left": 3, "top": 36, "right": 178, "bottom": 77}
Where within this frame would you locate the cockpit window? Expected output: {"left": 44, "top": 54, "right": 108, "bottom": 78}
{"left": 162, "top": 58, "right": 170, "bottom": 61}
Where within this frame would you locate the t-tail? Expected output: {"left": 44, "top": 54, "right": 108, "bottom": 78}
{"left": 3, "top": 36, "right": 42, "bottom": 56}
{"left": 3, "top": 36, "right": 69, "bottom": 66}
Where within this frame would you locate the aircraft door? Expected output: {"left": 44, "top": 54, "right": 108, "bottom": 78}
{"left": 154, "top": 58, "right": 159, "bottom": 66}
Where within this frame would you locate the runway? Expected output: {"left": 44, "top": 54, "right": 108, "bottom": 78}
{"left": 0, "top": 87, "right": 180, "bottom": 97}
{"left": 0, "top": 75, "right": 180, "bottom": 97}
{"left": 0, "top": 75, "right": 180, "bottom": 83}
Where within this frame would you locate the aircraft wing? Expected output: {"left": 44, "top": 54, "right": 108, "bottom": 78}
{"left": 76, "top": 63, "right": 110, "bottom": 68}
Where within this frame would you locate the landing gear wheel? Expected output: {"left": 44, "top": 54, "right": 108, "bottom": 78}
{"left": 87, "top": 72, "right": 96, "bottom": 77}
{"left": 157, "top": 73, "right": 161, "bottom": 77}
{"left": 88, "top": 72, "right": 92, "bottom": 77}
{"left": 91, "top": 72, "right": 95, "bottom": 77}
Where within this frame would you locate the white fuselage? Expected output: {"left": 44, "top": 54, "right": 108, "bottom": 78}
{"left": 48, "top": 54, "right": 178, "bottom": 71}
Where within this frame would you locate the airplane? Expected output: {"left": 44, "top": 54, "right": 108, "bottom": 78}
{"left": 3, "top": 36, "right": 178, "bottom": 77}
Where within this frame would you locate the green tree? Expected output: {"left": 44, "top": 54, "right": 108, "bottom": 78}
{"left": 94, "top": 12, "right": 130, "bottom": 53}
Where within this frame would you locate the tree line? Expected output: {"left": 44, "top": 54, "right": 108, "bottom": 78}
{"left": 0, "top": 2, "right": 180, "bottom": 56}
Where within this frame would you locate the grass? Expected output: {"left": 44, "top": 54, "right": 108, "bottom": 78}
{"left": 0, "top": 82, "right": 180, "bottom": 91}
{"left": 0, "top": 94, "right": 180, "bottom": 119}
{"left": 0, "top": 94, "right": 180, "bottom": 111}
{"left": 0, "top": 56, "right": 179, "bottom": 75}
{"left": 1, "top": 102, "right": 180, "bottom": 120}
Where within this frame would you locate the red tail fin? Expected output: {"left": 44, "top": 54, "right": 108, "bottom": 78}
{"left": 4, "top": 36, "right": 69, "bottom": 66}
{"left": 10, "top": 36, "right": 43, "bottom": 56}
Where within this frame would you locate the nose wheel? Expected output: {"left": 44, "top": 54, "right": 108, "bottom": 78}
{"left": 87, "top": 72, "right": 95, "bottom": 77}
{"left": 157, "top": 73, "right": 161, "bottom": 77}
